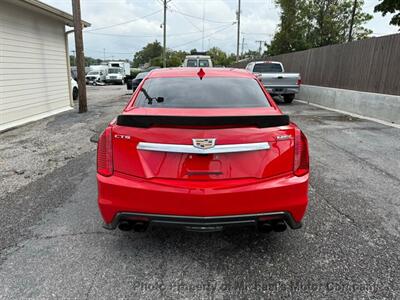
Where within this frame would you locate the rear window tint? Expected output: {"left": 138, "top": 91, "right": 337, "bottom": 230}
{"left": 186, "top": 59, "right": 197, "bottom": 67}
{"left": 199, "top": 59, "right": 210, "bottom": 67}
{"left": 134, "top": 77, "right": 270, "bottom": 108}
{"left": 253, "top": 63, "right": 283, "bottom": 73}
{"left": 135, "top": 72, "right": 148, "bottom": 79}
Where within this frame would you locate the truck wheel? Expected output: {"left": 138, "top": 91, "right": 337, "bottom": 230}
{"left": 283, "top": 94, "right": 295, "bottom": 104}
{"left": 72, "top": 87, "right": 78, "bottom": 100}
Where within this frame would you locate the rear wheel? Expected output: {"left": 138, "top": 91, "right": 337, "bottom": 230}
{"left": 283, "top": 94, "right": 295, "bottom": 104}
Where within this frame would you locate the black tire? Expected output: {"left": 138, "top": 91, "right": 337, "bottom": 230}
{"left": 283, "top": 94, "right": 295, "bottom": 104}
{"left": 126, "top": 79, "right": 133, "bottom": 90}
{"left": 72, "top": 87, "right": 78, "bottom": 100}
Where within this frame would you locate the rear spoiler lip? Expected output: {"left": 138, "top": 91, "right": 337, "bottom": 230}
{"left": 116, "top": 114, "right": 290, "bottom": 128}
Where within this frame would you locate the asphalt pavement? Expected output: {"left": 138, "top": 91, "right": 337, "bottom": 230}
{"left": 0, "top": 87, "right": 399, "bottom": 299}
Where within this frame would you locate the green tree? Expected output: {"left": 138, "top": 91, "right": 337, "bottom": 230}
{"left": 208, "top": 47, "right": 236, "bottom": 66}
{"left": 208, "top": 47, "right": 227, "bottom": 66}
{"left": 374, "top": 0, "right": 400, "bottom": 26}
{"left": 69, "top": 55, "right": 108, "bottom": 66}
{"left": 267, "top": 0, "right": 372, "bottom": 56}
{"left": 267, "top": 0, "right": 314, "bottom": 55}
{"left": 311, "top": 0, "right": 372, "bottom": 46}
{"left": 133, "top": 41, "right": 163, "bottom": 67}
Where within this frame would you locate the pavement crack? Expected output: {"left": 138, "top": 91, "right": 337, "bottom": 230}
{"left": 310, "top": 183, "right": 357, "bottom": 225}
{"left": 33, "top": 231, "right": 115, "bottom": 241}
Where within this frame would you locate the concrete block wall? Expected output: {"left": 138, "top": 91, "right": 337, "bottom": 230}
{"left": 297, "top": 85, "right": 400, "bottom": 125}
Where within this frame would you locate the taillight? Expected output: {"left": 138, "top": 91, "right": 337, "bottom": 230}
{"left": 297, "top": 78, "right": 302, "bottom": 86}
{"left": 294, "top": 127, "right": 309, "bottom": 176}
{"left": 97, "top": 127, "right": 113, "bottom": 176}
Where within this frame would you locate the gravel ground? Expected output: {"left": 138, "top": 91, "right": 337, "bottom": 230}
{"left": 0, "top": 89, "right": 399, "bottom": 299}
{"left": 0, "top": 85, "right": 129, "bottom": 196}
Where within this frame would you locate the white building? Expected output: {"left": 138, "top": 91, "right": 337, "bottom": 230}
{"left": 0, "top": 0, "right": 90, "bottom": 131}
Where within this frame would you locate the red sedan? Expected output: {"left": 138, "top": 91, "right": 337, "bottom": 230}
{"left": 97, "top": 67, "right": 309, "bottom": 233}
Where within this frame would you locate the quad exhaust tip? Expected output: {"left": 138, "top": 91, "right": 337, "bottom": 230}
{"left": 118, "top": 220, "right": 149, "bottom": 232}
{"left": 258, "top": 220, "right": 287, "bottom": 233}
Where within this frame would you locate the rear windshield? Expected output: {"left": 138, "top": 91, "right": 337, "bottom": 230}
{"left": 134, "top": 77, "right": 270, "bottom": 108}
{"left": 186, "top": 59, "right": 197, "bottom": 67}
{"left": 135, "top": 72, "right": 148, "bottom": 79}
{"left": 199, "top": 59, "right": 210, "bottom": 67}
{"left": 253, "top": 63, "right": 283, "bottom": 73}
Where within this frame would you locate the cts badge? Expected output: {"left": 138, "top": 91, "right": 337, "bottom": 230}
{"left": 114, "top": 134, "right": 131, "bottom": 140}
{"left": 192, "top": 138, "right": 216, "bottom": 149}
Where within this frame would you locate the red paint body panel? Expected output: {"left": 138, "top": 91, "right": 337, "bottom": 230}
{"left": 98, "top": 172, "right": 308, "bottom": 224}
{"left": 112, "top": 125, "right": 295, "bottom": 180}
{"left": 97, "top": 68, "right": 309, "bottom": 228}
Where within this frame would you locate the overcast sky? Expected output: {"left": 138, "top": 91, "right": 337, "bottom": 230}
{"left": 43, "top": 0, "right": 398, "bottom": 60}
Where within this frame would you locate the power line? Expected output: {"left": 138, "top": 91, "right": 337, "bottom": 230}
{"left": 86, "top": 9, "right": 162, "bottom": 32}
{"left": 169, "top": 7, "right": 235, "bottom": 24}
{"left": 169, "top": 2, "right": 203, "bottom": 32}
{"left": 85, "top": 25, "right": 227, "bottom": 38}
{"left": 171, "top": 23, "right": 235, "bottom": 49}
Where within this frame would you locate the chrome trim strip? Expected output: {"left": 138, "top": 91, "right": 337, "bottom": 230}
{"left": 137, "top": 141, "right": 270, "bottom": 154}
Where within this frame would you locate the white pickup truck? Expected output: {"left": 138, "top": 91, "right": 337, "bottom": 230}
{"left": 245, "top": 61, "right": 301, "bottom": 103}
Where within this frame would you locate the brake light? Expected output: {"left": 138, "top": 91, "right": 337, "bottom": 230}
{"left": 97, "top": 127, "right": 113, "bottom": 176}
{"left": 297, "top": 78, "right": 302, "bottom": 86}
{"left": 294, "top": 128, "right": 309, "bottom": 176}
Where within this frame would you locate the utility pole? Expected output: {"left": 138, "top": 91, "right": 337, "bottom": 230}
{"left": 236, "top": 0, "right": 241, "bottom": 61}
{"left": 72, "top": 0, "right": 87, "bottom": 113}
{"left": 255, "top": 40, "right": 266, "bottom": 57}
{"left": 163, "top": 0, "right": 167, "bottom": 68}
{"left": 103, "top": 48, "right": 106, "bottom": 61}
{"left": 348, "top": 0, "right": 357, "bottom": 42}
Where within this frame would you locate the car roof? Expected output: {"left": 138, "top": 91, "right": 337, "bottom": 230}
{"left": 252, "top": 61, "right": 282, "bottom": 64}
{"left": 147, "top": 67, "right": 254, "bottom": 79}
{"left": 185, "top": 55, "right": 211, "bottom": 59}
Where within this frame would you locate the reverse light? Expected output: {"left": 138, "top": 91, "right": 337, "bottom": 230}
{"left": 97, "top": 127, "right": 113, "bottom": 176}
{"left": 293, "top": 127, "right": 309, "bottom": 176}
{"left": 297, "top": 78, "right": 302, "bottom": 86}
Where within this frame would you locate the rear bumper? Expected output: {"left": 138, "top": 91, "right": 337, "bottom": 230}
{"left": 98, "top": 172, "right": 309, "bottom": 228}
{"left": 265, "top": 86, "right": 299, "bottom": 95}
{"left": 104, "top": 211, "right": 302, "bottom": 232}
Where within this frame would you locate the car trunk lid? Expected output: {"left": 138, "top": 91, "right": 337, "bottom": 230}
{"left": 112, "top": 109, "right": 294, "bottom": 180}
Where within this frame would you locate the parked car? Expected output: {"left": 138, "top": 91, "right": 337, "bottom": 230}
{"left": 97, "top": 67, "right": 309, "bottom": 233}
{"left": 182, "top": 55, "right": 213, "bottom": 67}
{"left": 85, "top": 70, "right": 106, "bottom": 85}
{"left": 246, "top": 61, "right": 301, "bottom": 103}
{"left": 130, "top": 71, "right": 148, "bottom": 91}
{"left": 126, "top": 68, "right": 159, "bottom": 91}
{"left": 71, "top": 78, "right": 78, "bottom": 100}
